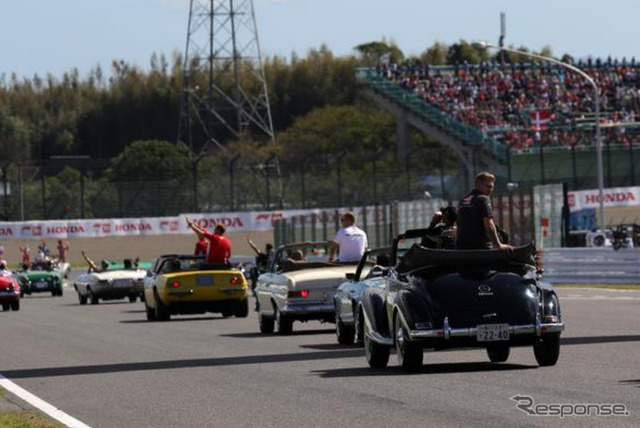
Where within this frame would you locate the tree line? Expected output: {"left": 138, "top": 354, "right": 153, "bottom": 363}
{"left": 0, "top": 40, "right": 559, "bottom": 219}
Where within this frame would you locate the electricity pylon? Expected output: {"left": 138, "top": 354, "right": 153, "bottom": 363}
{"left": 177, "top": 0, "right": 282, "bottom": 208}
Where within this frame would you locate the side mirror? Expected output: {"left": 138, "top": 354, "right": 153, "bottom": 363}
{"left": 345, "top": 273, "right": 356, "bottom": 280}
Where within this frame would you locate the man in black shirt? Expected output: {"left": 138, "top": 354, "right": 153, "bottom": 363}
{"left": 456, "top": 172, "right": 514, "bottom": 251}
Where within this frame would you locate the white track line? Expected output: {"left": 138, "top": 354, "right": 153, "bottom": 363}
{"left": 0, "top": 374, "right": 91, "bottom": 428}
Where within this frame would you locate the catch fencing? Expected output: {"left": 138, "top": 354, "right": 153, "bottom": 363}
{"left": 541, "top": 248, "right": 640, "bottom": 284}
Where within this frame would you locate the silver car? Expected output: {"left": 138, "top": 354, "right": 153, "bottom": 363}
{"left": 255, "top": 242, "right": 358, "bottom": 335}
{"left": 74, "top": 265, "right": 147, "bottom": 305}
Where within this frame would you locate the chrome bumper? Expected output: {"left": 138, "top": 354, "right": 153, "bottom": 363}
{"left": 409, "top": 316, "right": 565, "bottom": 340}
{"left": 281, "top": 301, "right": 334, "bottom": 315}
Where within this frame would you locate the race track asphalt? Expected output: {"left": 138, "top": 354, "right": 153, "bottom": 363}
{"left": 1, "top": 272, "right": 639, "bottom": 428}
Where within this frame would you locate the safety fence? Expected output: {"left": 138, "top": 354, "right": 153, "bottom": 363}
{"left": 541, "top": 248, "right": 640, "bottom": 284}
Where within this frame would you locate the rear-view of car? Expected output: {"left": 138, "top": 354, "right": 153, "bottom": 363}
{"left": 144, "top": 255, "right": 249, "bottom": 321}
{"left": 0, "top": 276, "right": 21, "bottom": 311}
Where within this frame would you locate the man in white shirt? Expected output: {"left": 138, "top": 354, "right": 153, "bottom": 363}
{"left": 328, "top": 211, "right": 368, "bottom": 262}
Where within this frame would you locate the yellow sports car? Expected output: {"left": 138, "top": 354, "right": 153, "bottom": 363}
{"left": 143, "top": 254, "right": 249, "bottom": 321}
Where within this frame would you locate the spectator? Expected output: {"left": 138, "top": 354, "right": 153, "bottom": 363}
{"left": 185, "top": 217, "right": 231, "bottom": 265}
{"left": 328, "top": 211, "right": 368, "bottom": 263}
{"left": 19, "top": 244, "right": 31, "bottom": 266}
{"left": 456, "top": 172, "right": 514, "bottom": 251}
{"left": 57, "top": 240, "right": 70, "bottom": 263}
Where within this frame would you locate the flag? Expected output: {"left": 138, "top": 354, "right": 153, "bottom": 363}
{"left": 530, "top": 110, "right": 550, "bottom": 131}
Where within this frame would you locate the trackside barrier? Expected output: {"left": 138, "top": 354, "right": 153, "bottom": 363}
{"left": 541, "top": 248, "right": 640, "bottom": 284}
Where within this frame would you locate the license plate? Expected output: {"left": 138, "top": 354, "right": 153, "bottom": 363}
{"left": 114, "top": 280, "right": 129, "bottom": 288}
{"left": 36, "top": 282, "right": 48, "bottom": 289}
{"left": 196, "top": 275, "right": 214, "bottom": 286}
{"left": 476, "top": 324, "right": 509, "bottom": 342}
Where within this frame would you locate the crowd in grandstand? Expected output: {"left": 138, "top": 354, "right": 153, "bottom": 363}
{"left": 379, "top": 58, "right": 640, "bottom": 150}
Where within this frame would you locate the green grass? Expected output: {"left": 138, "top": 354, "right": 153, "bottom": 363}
{"left": 0, "top": 411, "right": 64, "bottom": 428}
{"left": 556, "top": 283, "right": 640, "bottom": 290}
{"left": 0, "top": 387, "right": 5, "bottom": 398}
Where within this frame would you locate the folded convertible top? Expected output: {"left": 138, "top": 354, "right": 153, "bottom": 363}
{"left": 397, "top": 242, "right": 537, "bottom": 274}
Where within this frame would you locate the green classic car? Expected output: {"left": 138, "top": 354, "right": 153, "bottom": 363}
{"left": 21, "top": 266, "right": 64, "bottom": 297}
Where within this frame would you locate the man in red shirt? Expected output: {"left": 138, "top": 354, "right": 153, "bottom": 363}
{"left": 194, "top": 237, "right": 208, "bottom": 258}
{"left": 186, "top": 217, "right": 231, "bottom": 265}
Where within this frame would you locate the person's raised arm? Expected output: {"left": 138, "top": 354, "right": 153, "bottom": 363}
{"left": 185, "top": 216, "right": 206, "bottom": 239}
{"left": 247, "top": 239, "right": 260, "bottom": 255}
{"left": 81, "top": 250, "right": 99, "bottom": 271}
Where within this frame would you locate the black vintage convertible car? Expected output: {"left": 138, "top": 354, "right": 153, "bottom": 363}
{"left": 361, "top": 229, "right": 565, "bottom": 372}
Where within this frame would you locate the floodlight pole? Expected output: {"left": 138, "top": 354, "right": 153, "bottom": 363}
{"left": 472, "top": 41, "right": 606, "bottom": 232}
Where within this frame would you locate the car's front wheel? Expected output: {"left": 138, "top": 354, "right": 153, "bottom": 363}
{"left": 10, "top": 301, "right": 19, "bottom": 311}
{"left": 486, "top": 343, "right": 510, "bottom": 363}
{"left": 364, "top": 322, "right": 389, "bottom": 369}
{"left": 534, "top": 333, "right": 560, "bottom": 366}
{"left": 335, "top": 309, "right": 355, "bottom": 345}
{"left": 78, "top": 292, "right": 87, "bottom": 305}
{"left": 276, "top": 309, "right": 293, "bottom": 335}
{"left": 1, "top": 303, "right": 9, "bottom": 311}
{"left": 395, "top": 313, "right": 423, "bottom": 372}
{"left": 128, "top": 295, "right": 137, "bottom": 303}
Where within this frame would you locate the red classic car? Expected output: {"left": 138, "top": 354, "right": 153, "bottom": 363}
{"left": 0, "top": 276, "right": 21, "bottom": 311}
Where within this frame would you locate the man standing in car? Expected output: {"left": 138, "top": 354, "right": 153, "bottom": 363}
{"left": 328, "top": 211, "right": 368, "bottom": 262}
{"left": 456, "top": 172, "right": 513, "bottom": 251}
{"left": 185, "top": 217, "right": 231, "bottom": 265}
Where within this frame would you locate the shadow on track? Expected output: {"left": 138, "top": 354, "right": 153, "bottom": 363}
{"left": 311, "top": 362, "right": 538, "bottom": 378}
{"left": 561, "top": 335, "right": 640, "bottom": 345}
{"left": 619, "top": 379, "right": 640, "bottom": 388}
{"left": 221, "top": 328, "right": 334, "bottom": 339}
{"left": 120, "top": 316, "right": 227, "bottom": 324}
{"left": 0, "top": 349, "right": 363, "bottom": 380}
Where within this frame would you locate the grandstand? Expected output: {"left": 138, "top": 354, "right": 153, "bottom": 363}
{"left": 358, "top": 59, "right": 640, "bottom": 191}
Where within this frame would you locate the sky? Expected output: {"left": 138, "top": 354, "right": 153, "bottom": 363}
{"left": 1, "top": 0, "right": 640, "bottom": 80}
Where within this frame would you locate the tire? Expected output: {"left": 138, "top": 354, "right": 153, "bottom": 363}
{"left": 335, "top": 309, "right": 355, "bottom": 345}
{"left": 128, "top": 295, "right": 137, "bottom": 303}
{"left": 276, "top": 309, "right": 293, "bottom": 335}
{"left": 145, "top": 302, "right": 156, "bottom": 321}
{"left": 394, "top": 312, "right": 423, "bottom": 372}
{"left": 234, "top": 298, "right": 249, "bottom": 318}
{"left": 486, "top": 343, "right": 510, "bottom": 363}
{"left": 259, "top": 312, "right": 274, "bottom": 334}
{"left": 593, "top": 235, "right": 605, "bottom": 247}
{"left": 364, "top": 329, "right": 389, "bottom": 369}
{"left": 354, "top": 306, "right": 364, "bottom": 347}
{"left": 88, "top": 288, "right": 99, "bottom": 305}
{"left": 78, "top": 293, "right": 87, "bottom": 305}
{"left": 10, "top": 301, "right": 20, "bottom": 311}
{"left": 534, "top": 333, "right": 560, "bottom": 366}
{"left": 1, "top": 303, "right": 9, "bottom": 311}
{"left": 154, "top": 291, "right": 171, "bottom": 321}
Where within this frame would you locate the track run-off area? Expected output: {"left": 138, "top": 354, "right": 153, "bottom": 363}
{"left": 1, "top": 272, "right": 639, "bottom": 428}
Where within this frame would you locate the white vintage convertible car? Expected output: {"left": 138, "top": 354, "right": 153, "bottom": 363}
{"left": 255, "top": 242, "right": 359, "bottom": 335}
{"left": 74, "top": 261, "right": 146, "bottom": 305}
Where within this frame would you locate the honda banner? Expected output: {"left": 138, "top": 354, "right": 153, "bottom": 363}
{"left": 568, "top": 186, "right": 640, "bottom": 212}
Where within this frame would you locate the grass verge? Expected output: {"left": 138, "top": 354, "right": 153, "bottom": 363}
{"left": 0, "top": 410, "right": 64, "bottom": 428}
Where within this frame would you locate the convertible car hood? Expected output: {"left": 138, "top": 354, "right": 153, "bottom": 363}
{"left": 286, "top": 265, "right": 357, "bottom": 289}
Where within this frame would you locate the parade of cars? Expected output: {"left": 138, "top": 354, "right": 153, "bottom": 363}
{"left": 334, "top": 246, "right": 391, "bottom": 345}
{"left": 255, "top": 242, "right": 360, "bottom": 335}
{"left": 19, "top": 262, "right": 65, "bottom": 297}
{"left": 360, "top": 228, "right": 565, "bottom": 372}
{"left": 143, "top": 254, "right": 250, "bottom": 321}
{"left": 73, "top": 259, "right": 147, "bottom": 305}
{"left": 0, "top": 275, "right": 21, "bottom": 311}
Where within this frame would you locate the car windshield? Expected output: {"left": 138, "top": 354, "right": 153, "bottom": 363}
{"left": 272, "top": 242, "right": 335, "bottom": 272}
